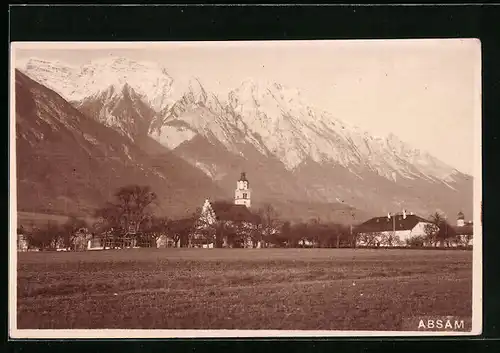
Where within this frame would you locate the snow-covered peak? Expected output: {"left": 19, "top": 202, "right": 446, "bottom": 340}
{"left": 183, "top": 77, "right": 209, "bottom": 103}
{"left": 157, "top": 77, "right": 461, "bottom": 185}
{"left": 75, "top": 57, "right": 175, "bottom": 111}
{"left": 231, "top": 78, "right": 303, "bottom": 108}
{"left": 85, "top": 81, "right": 137, "bottom": 102}
{"left": 17, "top": 57, "right": 76, "bottom": 71}
{"left": 238, "top": 78, "right": 301, "bottom": 94}
{"left": 17, "top": 56, "right": 176, "bottom": 112}
{"left": 17, "top": 56, "right": 463, "bottom": 186}
{"left": 16, "top": 58, "right": 79, "bottom": 101}
{"left": 159, "top": 76, "right": 229, "bottom": 119}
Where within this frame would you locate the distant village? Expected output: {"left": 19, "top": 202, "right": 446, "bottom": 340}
{"left": 17, "top": 172, "right": 474, "bottom": 252}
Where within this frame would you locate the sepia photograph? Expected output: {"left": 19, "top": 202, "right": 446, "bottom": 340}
{"left": 9, "top": 39, "right": 482, "bottom": 338}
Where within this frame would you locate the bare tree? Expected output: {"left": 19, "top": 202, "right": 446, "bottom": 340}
{"left": 280, "top": 221, "right": 292, "bottom": 248}
{"left": 30, "top": 221, "right": 62, "bottom": 250}
{"left": 143, "top": 215, "right": 170, "bottom": 247}
{"left": 358, "top": 231, "right": 381, "bottom": 247}
{"left": 258, "top": 203, "right": 280, "bottom": 248}
{"left": 380, "top": 232, "right": 391, "bottom": 247}
{"left": 406, "top": 235, "right": 426, "bottom": 248}
{"left": 61, "top": 216, "right": 88, "bottom": 249}
{"left": 95, "top": 185, "right": 158, "bottom": 235}
{"left": 460, "top": 232, "right": 473, "bottom": 247}
{"left": 423, "top": 223, "right": 439, "bottom": 247}
{"left": 349, "top": 226, "right": 359, "bottom": 248}
{"left": 145, "top": 216, "right": 169, "bottom": 236}
{"left": 167, "top": 218, "right": 193, "bottom": 247}
{"left": 425, "top": 212, "right": 456, "bottom": 247}
{"left": 290, "top": 222, "right": 309, "bottom": 248}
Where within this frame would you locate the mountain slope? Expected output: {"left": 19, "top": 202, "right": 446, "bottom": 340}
{"left": 74, "top": 83, "right": 158, "bottom": 140}
{"left": 150, "top": 78, "right": 473, "bottom": 217}
{"left": 18, "top": 57, "right": 473, "bottom": 220}
{"left": 14, "top": 69, "right": 226, "bottom": 219}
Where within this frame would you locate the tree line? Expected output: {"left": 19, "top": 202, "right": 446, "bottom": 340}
{"left": 18, "top": 185, "right": 471, "bottom": 250}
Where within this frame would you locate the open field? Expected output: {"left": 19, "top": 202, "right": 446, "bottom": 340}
{"left": 16, "top": 248, "right": 472, "bottom": 331}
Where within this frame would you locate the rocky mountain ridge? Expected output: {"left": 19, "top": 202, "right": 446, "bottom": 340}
{"left": 17, "top": 57, "right": 473, "bottom": 218}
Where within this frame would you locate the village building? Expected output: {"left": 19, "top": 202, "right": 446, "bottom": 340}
{"left": 87, "top": 228, "right": 141, "bottom": 250}
{"left": 68, "top": 227, "right": 93, "bottom": 251}
{"left": 156, "top": 234, "right": 180, "bottom": 248}
{"left": 17, "top": 233, "right": 29, "bottom": 252}
{"left": 452, "top": 211, "right": 473, "bottom": 247}
{"left": 355, "top": 210, "right": 434, "bottom": 247}
{"left": 87, "top": 229, "right": 107, "bottom": 250}
{"left": 156, "top": 234, "right": 167, "bottom": 248}
{"left": 194, "top": 172, "right": 261, "bottom": 248}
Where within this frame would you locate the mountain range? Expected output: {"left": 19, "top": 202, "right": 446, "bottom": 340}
{"left": 15, "top": 57, "right": 474, "bottom": 223}
{"left": 14, "top": 69, "right": 226, "bottom": 220}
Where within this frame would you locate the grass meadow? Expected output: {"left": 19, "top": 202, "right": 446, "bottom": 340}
{"left": 16, "top": 248, "right": 472, "bottom": 331}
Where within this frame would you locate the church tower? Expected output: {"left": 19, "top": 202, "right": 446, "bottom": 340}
{"left": 234, "top": 172, "right": 251, "bottom": 208}
{"left": 457, "top": 211, "right": 465, "bottom": 227}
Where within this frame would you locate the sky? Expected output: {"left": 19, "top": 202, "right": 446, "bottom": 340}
{"left": 13, "top": 39, "right": 481, "bottom": 175}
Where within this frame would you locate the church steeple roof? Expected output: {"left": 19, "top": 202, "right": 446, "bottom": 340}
{"left": 239, "top": 172, "right": 248, "bottom": 182}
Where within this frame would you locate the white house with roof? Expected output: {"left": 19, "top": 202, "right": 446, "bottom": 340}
{"left": 355, "top": 210, "right": 435, "bottom": 247}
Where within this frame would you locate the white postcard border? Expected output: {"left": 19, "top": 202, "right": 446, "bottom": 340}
{"left": 8, "top": 39, "right": 483, "bottom": 339}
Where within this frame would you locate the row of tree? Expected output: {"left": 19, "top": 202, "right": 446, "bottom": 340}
{"left": 18, "top": 216, "right": 88, "bottom": 250}
{"left": 18, "top": 185, "right": 471, "bottom": 250}
{"left": 18, "top": 215, "right": 354, "bottom": 250}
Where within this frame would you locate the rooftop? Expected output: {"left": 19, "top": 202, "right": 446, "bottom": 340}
{"left": 238, "top": 172, "right": 249, "bottom": 182}
{"left": 453, "top": 224, "right": 474, "bottom": 236}
{"left": 210, "top": 201, "right": 258, "bottom": 223}
{"left": 355, "top": 214, "right": 432, "bottom": 233}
